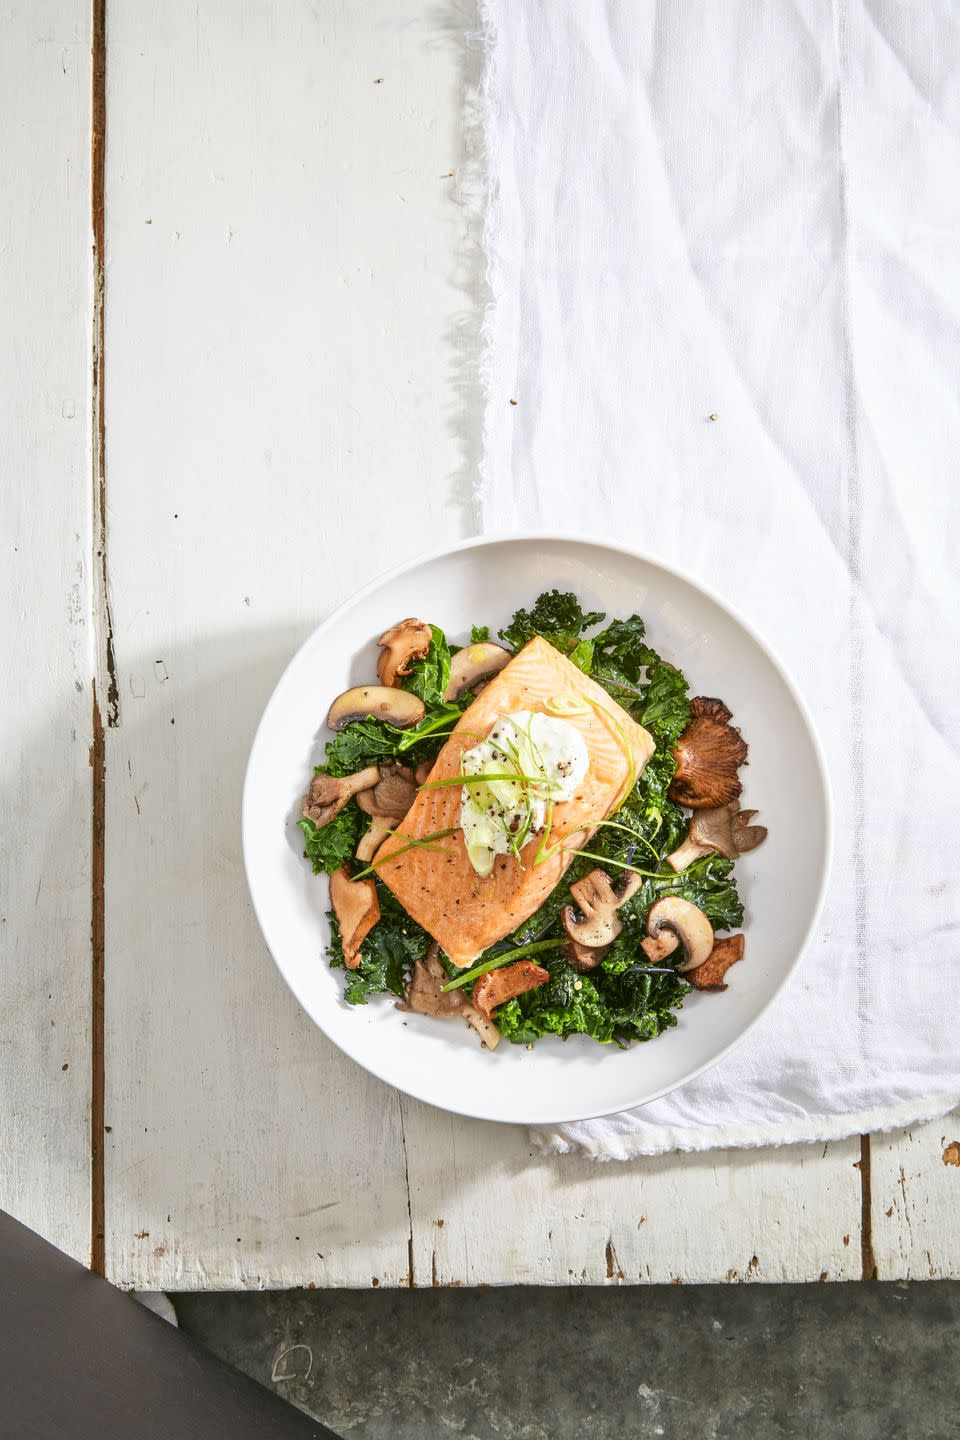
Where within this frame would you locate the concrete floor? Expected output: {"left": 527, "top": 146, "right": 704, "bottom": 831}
{"left": 176, "top": 1283, "right": 960, "bottom": 1439}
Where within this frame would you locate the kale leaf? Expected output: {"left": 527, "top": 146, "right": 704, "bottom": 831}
{"left": 297, "top": 806, "right": 364, "bottom": 875}
{"left": 470, "top": 623, "right": 490, "bottom": 644}
{"left": 329, "top": 883, "right": 431, "bottom": 1005}
{"left": 401, "top": 625, "right": 451, "bottom": 708}
{"left": 499, "top": 590, "right": 604, "bottom": 660}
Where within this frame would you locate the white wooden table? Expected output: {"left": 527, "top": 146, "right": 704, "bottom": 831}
{"left": 3, "top": 1, "right": 957, "bottom": 1290}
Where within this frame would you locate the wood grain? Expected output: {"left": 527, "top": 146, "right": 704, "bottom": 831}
{"left": 872, "top": 1120, "right": 960, "bottom": 1280}
{"left": 102, "top": 0, "right": 477, "bottom": 1288}
{"left": 97, "top": 0, "right": 872, "bottom": 1289}
{"left": 0, "top": 0, "right": 93, "bottom": 1261}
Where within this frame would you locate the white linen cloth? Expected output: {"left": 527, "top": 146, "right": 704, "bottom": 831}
{"left": 476, "top": 0, "right": 960, "bottom": 1157}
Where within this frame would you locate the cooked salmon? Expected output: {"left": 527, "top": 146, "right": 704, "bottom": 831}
{"left": 375, "top": 636, "right": 655, "bottom": 966}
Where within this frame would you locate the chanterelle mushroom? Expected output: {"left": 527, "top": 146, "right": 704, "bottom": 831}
{"left": 329, "top": 864, "right": 380, "bottom": 970}
{"left": 670, "top": 697, "right": 748, "bottom": 810}
{"left": 301, "top": 764, "right": 380, "bottom": 827}
{"left": 398, "top": 944, "right": 500, "bottom": 1049}
{"left": 560, "top": 869, "right": 643, "bottom": 970}
{"left": 666, "top": 802, "right": 768, "bottom": 873}
{"left": 377, "top": 618, "right": 433, "bottom": 688}
{"left": 444, "top": 642, "right": 512, "bottom": 702}
{"left": 687, "top": 934, "right": 745, "bottom": 990}
{"left": 355, "top": 763, "right": 420, "bottom": 863}
{"left": 472, "top": 959, "right": 550, "bottom": 1018}
{"left": 641, "top": 895, "right": 714, "bottom": 971}
{"left": 327, "top": 684, "right": 425, "bottom": 732}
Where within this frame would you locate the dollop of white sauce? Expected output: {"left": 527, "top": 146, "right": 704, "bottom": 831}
{"left": 459, "top": 711, "right": 589, "bottom": 877}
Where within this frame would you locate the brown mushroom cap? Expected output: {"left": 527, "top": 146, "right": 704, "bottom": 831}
{"left": 641, "top": 895, "right": 714, "bottom": 972}
{"left": 377, "top": 618, "right": 433, "bottom": 688}
{"left": 670, "top": 696, "right": 748, "bottom": 809}
{"left": 357, "top": 762, "right": 418, "bottom": 820}
{"left": 398, "top": 944, "right": 466, "bottom": 1018}
{"left": 472, "top": 959, "right": 550, "bottom": 1018}
{"left": 560, "top": 869, "right": 643, "bottom": 952}
{"left": 444, "top": 642, "right": 512, "bottom": 702}
{"left": 327, "top": 684, "right": 426, "bottom": 732}
{"left": 301, "top": 764, "right": 380, "bottom": 827}
{"left": 329, "top": 865, "right": 380, "bottom": 969}
{"left": 687, "top": 933, "right": 745, "bottom": 990}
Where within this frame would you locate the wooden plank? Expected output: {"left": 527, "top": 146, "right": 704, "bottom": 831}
{"left": 404, "top": 1105, "right": 863, "bottom": 1286}
{"left": 871, "top": 1119, "right": 960, "bottom": 1280}
{"left": 102, "top": 0, "right": 475, "bottom": 1288}
{"left": 0, "top": 0, "right": 93, "bottom": 1262}
{"left": 103, "top": 0, "right": 864, "bottom": 1288}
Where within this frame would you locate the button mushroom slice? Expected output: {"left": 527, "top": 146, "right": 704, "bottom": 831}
{"left": 687, "top": 933, "right": 745, "bottom": 990}
{"left": 471, "top": 959, "right": 550, "bottom": 1019}
{"left": 443, "top": 642, "right": 512, "bottom": 702}
{"left": 640, "top": 895, "right": 714, "bottom": 971}
{"left": 397, "top": 944, "right": 501, "bottom": 1050}
{"left": 329, "top": 864, "right": 381, "bottom": 970}
{"left": 377, "top": 618, "right": 433, "bottom": 688}
{"left": 301, "top": 764, "right": 381, "bottom": 827}
{"left": 666, "top": 802, "right": 768, "bottom": 873}
{"left": 669, "top": 696, "right": 749, "bottom": 810}
{"left": 560, "top": 868, "right": 643, "bottom": 962}
{"left": 327, "top": 684, "right": 426, "bottom": 732}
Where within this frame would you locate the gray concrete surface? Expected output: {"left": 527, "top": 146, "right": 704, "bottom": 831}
{"left": 176, "top": 1283, "right": 960, "bottom": 1439}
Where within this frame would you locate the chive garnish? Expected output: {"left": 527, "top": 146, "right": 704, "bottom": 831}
{"left": 442, "top": 938, "right": 564, "bottom": 991}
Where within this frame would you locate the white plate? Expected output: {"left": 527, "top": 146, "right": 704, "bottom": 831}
{"left": 243, "top": 535, "right": 831, "bottom": 1125}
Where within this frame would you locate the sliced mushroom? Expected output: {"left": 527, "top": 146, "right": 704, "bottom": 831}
{"left": 472, "top": 959, "right": 550, "bottom": 1018}
{"left": 301, "top": 764, "right": 380, "bottom": 827}
{"left": 327, "top": 685, "right": 426, "bottom": 732}
{"left": 560, "top": 868, "right": 643, "bottom": 967}
{"left": 377, "top": 618, "right": 433, "bottom": 688}
{"left": 670, "top": 696, "right": 749, "bottom": 810}
{"left": 329, "top": 864, "right": 380, "bottom": 970}
{"left": 666, "top": 802, "right": 768, "bottom": 873}
{"left": 640, "top": 896, "right": 714, "bottom": 972}
{"left": 687, "top": 934, "right": 745, "bottom": 990}
{"left": 444, "top": 642, "right": 512, "bottom": 702}
{"left": 397, "top": 944, "right": 501, "bottom": 1049}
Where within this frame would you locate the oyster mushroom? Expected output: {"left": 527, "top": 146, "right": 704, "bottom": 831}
{"left": 301, "top": 764, "right": 380, "bottom": 827}
{"left": 670, "top": 697, "right": 748, "bottom": 810}
{"left": 444, "top": 642, "right": 512, "bottom": 701}
{"left": 687, "top": 934, "right": 745, "bottom": 990}
{"left": 640, "top": 895, "right": 714, "bottom": 971}
{"left": 398, "top": 944, "right": 501, "bottom": 1049}
{"left": 355, "top": 763, "right": 419, "bottom": 863}
{"left": 377, "top": 618, "right": 433, "bottom": 687}
{"left": 471, "top": 959, "right": 550, "bottom": 1018}
{"left": 329, "top": 864, "right": 380, "bottom": 970}
{"left": 666, "top": 802, "right": 768, "bottom": 873}
{"left": 415, "top": 759, "right": 434, "bottom": 787}
{"left": 560, "top": 869, "right": 643, "bottom": 971}
{"left": 327, "top": 684, "right": 425, "bottom": 732}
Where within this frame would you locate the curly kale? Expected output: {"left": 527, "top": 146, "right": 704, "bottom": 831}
{"left": 301, "top": 590, "right": 743, "bottom": 1049}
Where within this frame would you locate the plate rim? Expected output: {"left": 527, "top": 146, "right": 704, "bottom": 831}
{"left": 242, "top": 531, "right": 833, "bottom": 1124}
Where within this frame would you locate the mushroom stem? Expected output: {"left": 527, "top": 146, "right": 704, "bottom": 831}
{"left": 302, "top": 764, "right": 380, "bottom": 828}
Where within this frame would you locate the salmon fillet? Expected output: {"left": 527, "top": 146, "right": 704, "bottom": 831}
{"left": 375, "top": 635, "right": 655, "bottom": 966}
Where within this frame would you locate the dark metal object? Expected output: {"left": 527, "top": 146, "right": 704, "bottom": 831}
{"left": 0, "top": 1210, "right": 340, "bottom": 1439}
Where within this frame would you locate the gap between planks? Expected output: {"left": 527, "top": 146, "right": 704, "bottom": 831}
{"left": 90, "top": 0, "right": 111, "bottom": 1277}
